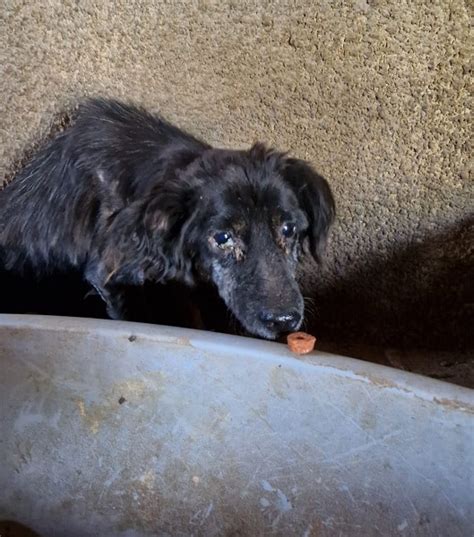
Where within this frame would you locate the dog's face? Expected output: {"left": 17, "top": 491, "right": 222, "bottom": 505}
{"left": 201, "top": 178, "right": 307, "bottom": 339}
{"left": 147, "top": 143, "right": 335, "bottom": 339}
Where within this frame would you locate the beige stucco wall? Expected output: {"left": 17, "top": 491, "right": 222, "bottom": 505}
{"left": 1, "top": 1, "right": 472, "bottom": 354}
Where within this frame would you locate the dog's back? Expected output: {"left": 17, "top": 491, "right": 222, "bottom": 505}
{"left": 0, "top": 99, "right": 207, "bottom": 272}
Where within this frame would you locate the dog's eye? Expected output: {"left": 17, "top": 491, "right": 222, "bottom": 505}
{"left": 282, "top": 222, "right": 296, "bottom": 238}
{"left": 213, "top": 232, "right": 234, "bottom": 248}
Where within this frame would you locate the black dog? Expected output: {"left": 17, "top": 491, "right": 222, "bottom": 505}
{"left": 0, "top": 99, "right": 335, "bottom": 339}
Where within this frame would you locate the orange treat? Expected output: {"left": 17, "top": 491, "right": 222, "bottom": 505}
{"left": 287, "top": 332, "right": 316, "bottom": 355}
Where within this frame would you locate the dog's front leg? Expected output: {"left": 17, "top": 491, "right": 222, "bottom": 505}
{"left": 85, "top": 266, "right": 128, "bottom": 320}
{"left": 92, "top": 281, "right": 127, "bottom": 320}
{"left": 103, "top": 286, "right": 128, "bottom": 321}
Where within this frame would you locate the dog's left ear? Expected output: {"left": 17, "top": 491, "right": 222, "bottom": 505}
{"left": 283, "top": 158, "right": 335, "bottom": 262}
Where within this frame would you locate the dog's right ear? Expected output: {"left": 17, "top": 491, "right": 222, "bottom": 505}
{"left": 282, "top": 158, "right": 335, "bottom": 262}
{"left": 143, "top": 183, "right": 200, "bottom": 283}
{"left": 144, "top": 185, "right": 190, "bottom": 236}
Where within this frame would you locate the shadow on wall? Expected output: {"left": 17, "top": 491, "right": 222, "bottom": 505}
{"left": 311, "top": 217, "right": 473, "bottom": 353}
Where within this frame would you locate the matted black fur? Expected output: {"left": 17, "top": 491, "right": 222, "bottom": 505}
{"left": 0, "top": 99, "right": 335, "bottom": 339}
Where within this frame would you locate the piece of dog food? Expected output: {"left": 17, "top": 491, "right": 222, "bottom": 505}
{"left": 287, "top": 332, "right": 316, "bottom": 354}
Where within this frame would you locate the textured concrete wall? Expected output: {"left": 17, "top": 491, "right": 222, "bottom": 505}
{"left": 1, "top": 1, "right": 472, "bottom": 354}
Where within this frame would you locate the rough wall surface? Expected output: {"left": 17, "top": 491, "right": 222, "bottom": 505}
{"left": 0, "top": 1, "right": 472, "bottom": 360}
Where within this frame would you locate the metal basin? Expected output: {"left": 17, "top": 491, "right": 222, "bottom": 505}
{"left": 0, "top": 315, "right": 472, "bottom": 536}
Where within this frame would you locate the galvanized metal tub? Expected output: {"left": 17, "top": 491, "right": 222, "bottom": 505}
{"left": 0, "top": 315, "right": 472, "bottom": 536}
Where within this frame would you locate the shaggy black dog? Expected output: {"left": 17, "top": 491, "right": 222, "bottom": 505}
{"left": 0, "top": 99, "right": 335, "bottom": 339}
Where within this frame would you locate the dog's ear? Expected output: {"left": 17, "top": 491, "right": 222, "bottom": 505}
{"left": 143, "top": 184, "right": 199, "bottom": 284}
{"left": 144, "top": 186, "right": 190, "bottom": 236}
{"left": 283, "top": 158, "right": 335, "bottom": 262}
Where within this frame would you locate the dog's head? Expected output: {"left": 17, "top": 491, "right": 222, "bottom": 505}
{"left": 144, "top": 143, "right": 335, "bottom": 339}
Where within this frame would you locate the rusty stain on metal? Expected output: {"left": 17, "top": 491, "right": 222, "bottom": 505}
{"left": 433, "top": 397, "right": 474, "bottom": 414}
{"left": 75, "top": 375, "right": 165, "bottom": 435}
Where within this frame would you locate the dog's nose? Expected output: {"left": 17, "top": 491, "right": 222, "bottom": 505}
{"left": 258, "top": 309, "right": 302, "bottom": 333}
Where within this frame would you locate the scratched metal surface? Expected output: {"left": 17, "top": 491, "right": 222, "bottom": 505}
{"left": 0, "top": 315, "right": 472, "bottom": 537}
